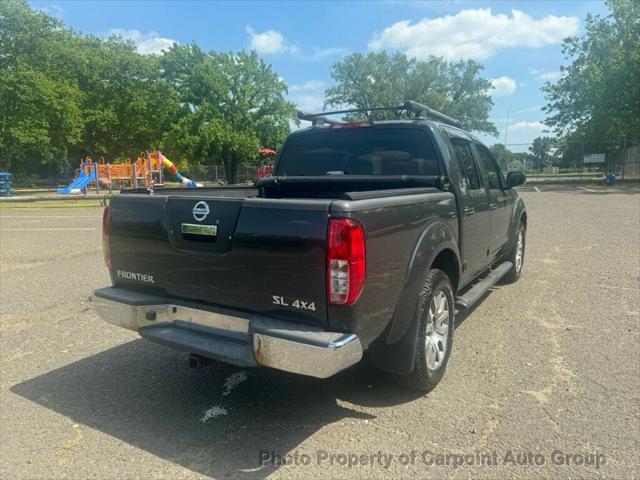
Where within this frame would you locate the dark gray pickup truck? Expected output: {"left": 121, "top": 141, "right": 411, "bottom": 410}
{"left": 92, "top": 102, "right": 527, "bottom": 392}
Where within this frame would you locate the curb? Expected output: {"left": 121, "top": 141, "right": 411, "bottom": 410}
{"left": 0, "top": 195, "right": 110, "bottom": 203}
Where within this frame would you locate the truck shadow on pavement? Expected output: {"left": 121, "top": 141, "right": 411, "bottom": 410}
{"left": 11, "top": 339, "right": 423, "bottom": 478}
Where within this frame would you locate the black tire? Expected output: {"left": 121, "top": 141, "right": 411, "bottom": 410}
{"left": 401, "top": 268, "right": 455, "bottom": 393}
{"left": 502, "top": 221, "right": 526, "bottom": 284}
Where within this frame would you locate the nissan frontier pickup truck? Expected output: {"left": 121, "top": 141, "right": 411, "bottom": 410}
{"left": 92, "top": 101, "right": 527, "bottom": 392}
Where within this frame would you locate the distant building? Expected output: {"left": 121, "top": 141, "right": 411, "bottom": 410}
{"left": 623, "top": 145, "right": 640, "bottom": 178}
{"left": 506, "top": 160, "right": 526, "bottom": 172}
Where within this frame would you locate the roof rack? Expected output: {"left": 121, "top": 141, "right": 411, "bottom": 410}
{"left": 297, "top": 101, "right": 461, "bottom": 128}
{"left": 297, "top": 110, "right": 345, "bottom": 126}
{"left": 402, "top": 101, "right": 461, "bottom": 127}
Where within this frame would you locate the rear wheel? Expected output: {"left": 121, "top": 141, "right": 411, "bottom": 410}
{"left": 401, "top": 269, "right": 455, "bottom": 393}
{"left": 503, "top": 221, "right": 526, "bottom": 283}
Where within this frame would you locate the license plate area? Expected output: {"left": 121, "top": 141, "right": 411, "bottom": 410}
{"left": 167, "top": 197, "right": 243, "bottom": 252}
{"left": 181, "top": 223, "right": 217, "bottom": 241}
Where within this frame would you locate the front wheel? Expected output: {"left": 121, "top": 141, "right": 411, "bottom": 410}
{"left": 503, "top": 221, "right": 526, "bottom": 283}
{"left": 401, "top": 269, "right": 455, "bottom": 393}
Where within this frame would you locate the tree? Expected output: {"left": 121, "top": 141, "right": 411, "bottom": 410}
{"left": 161, "top": 48, "right": 295, "bottom": 182}
{"left": 0, "top": 0, "right": 84, "bottom": 173}
{"left": 0, "top": 2, "right": 298, "bottom": 185}
{"left": 489, "top": 144, "right": 514, "bottom": 169}
{"left": 489, "top": 144, "right": 529, "bottom": 171}
{"left": 196, "top": 116, "right": 260, "bottom": 183}
{"left": 71, "top": 36, "right": 181, "bottom": 161}
{"left": 324, "top": 51, "right": 497, "bottom": 135}
{"left": 529, "top": 137, "right": 554, "bottom": 172}
{"left": 0, "top": 0, "right": 182, "bottom": 176}
{"left": 543, "top": 0, "right": 640, "bottom": 147}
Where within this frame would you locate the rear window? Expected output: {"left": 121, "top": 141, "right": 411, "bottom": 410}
{"left": 277, "top": 127, "right": 439, "bottom": 176}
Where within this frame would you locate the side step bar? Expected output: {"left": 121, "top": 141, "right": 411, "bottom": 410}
{"left": 455, "top": 261, "right": 512, "bottom": 309}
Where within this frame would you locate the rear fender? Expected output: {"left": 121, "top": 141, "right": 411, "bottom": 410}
{"left": 386, "top": 220, "right": 459, "bottom": 345}
{"left": 367, "top": 220, "right": 459, "bottom": 374}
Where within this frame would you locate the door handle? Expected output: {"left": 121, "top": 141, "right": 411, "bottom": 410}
{"left": 489, "top": 203, "right": 497, "bottom": 210}
{"left": 464, "top": 206, "right": 475, "bottom": 216}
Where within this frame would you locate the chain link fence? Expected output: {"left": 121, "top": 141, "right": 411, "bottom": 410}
{"left": 183, "top": 165, "right": 258, "bottom": 185}
{"left": 193, "top": 142, "right": 640, "bottom": 186}
{"left": 11, "top": 142, "right": 640, "bottom": 189}
{"left": 501, "top": 141, "right": 640, "bottom": 180}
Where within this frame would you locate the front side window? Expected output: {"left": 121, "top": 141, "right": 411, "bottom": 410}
{"left": 475, "top": 143, "right": 504, "bottom": 190}
{"left": 449, "top": 136, "right": 481, "bottom": 191}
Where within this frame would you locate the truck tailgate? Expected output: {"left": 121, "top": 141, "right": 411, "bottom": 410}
{"left": 109, "top": 194, "right": 331, "bottom": 325}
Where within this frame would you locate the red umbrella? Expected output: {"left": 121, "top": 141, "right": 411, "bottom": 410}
{"left": 259, "top": 148, "right": 276, "bottom": 155}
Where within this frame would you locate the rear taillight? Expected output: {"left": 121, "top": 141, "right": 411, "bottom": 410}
{"left": 327, "top": 218, "right": 365, "bottom": 305}
{"left": 102, "top": 206, "right": 111, "bottom": 269}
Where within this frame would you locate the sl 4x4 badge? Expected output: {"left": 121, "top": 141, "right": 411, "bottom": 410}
{"left": 272, "top": 295, "right": 317, "bottom": 311}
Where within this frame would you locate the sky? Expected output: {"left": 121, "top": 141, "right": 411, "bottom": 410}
{"left": 31, "top": 0, "right": 610, "bottom": 152}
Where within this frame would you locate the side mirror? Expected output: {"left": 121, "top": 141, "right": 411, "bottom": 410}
{"left": 506, "top": 171, "right": 526, "bottom": 188}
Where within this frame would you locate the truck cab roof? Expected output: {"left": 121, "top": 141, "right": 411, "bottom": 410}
{"left": 290, "top": 117, "right": 473, "bottom": 141}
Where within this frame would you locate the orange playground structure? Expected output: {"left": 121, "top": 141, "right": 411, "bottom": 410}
{"left": 98, "top": 153, "right": 158, "bottom": 189}
{"left": 57, "top": 151, "right": 200, "bottom": 194}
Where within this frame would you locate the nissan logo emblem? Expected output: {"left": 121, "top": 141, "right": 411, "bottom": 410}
{"left": 192, "top": 201, "right": 210, "bottom": 222}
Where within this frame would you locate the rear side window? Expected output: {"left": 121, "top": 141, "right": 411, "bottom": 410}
{"left": 449, "top": 137, "right": 481, "bottom": 190}
{"left": 277, "top": 128, "right": 439, "bottom": 176}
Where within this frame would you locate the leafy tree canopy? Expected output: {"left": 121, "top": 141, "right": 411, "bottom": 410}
{"left": 324, "top": 51, "right": 498, "bottom": 135}
{"left": 0, "top": 1, "right": 295, "bottom": 182}
{"left": 529, "top": 136, "right": 555, "bottom": 172}
{"left": 0, "top": 1, "right": 83, "bottom": 172}
{"left": 160, "top": 47, "right": 295, "bottom": 182}
{"left": 543, "top": 0, "right": 640, "bottom": 147}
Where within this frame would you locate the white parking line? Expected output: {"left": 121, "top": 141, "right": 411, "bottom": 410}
{"left": 0, "top": 216, "right": 101, "bottom": 219}
{"left": 0, "top": 228, "right": 99, "bottom": 231}
{"left": 534, "top": 187, "right": 541, "bottom": 192}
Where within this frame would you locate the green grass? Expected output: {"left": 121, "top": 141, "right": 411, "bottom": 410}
{"left": 0, "top": 199, "right": 106, "bottom": 208}
{"left": 524, "top": 172, "right": 602, "bottom": 177}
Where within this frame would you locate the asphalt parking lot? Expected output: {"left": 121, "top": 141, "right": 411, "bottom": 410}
{"left": 1, "top": 186, "right": 639, "bottom": 479}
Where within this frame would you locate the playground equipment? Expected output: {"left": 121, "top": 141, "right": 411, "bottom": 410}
{"left": 256, "top": 148, "right": 276, "bottom": 178}
{"left": 0, "top": 172, "right": 12, "bottom": 197}
{"left": 156, "top": 151, "right": 199, "bottom": 187}
{"left": 56, "top": 165, "right": 96, "bottom": 194}
{"left": 56, "top": 152, "right": 200, "bottom": 194}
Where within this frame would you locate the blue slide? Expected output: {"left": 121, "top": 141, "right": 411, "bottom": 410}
{"left": 56, "top": 168, "right": 96, "bottom": 194}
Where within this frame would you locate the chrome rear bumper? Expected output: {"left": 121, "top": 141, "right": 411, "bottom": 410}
{"left": 91, "top": 287, "right": 362, "bottom": 378}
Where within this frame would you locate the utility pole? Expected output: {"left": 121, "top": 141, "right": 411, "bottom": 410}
{"left": 622, "top": 137, "right": 626, "bottom": 180}
{"left": 503, "top": 111, "right": 510, "bottom": 146}
{"left": 580, "top": 141, "right": 584, "bottom": 179}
